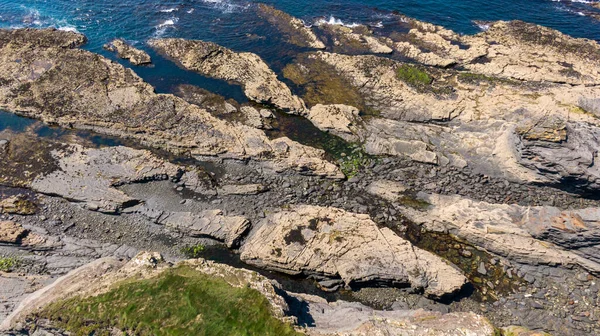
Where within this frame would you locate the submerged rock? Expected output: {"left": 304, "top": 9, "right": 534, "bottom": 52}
{"left": 148, "top": 38, "right": 306, "bottom": 112}
{"left": 103, "top": 39, "right": 151, "bottom": 65}
{"left": 257, "top": 4, "right": 326, "bottom": 49}
{"left": 240, "top": 205, "right": 467, "bottom": 298}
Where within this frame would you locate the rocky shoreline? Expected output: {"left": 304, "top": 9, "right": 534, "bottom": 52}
{"left": 1, "top": 4, "right": 600, "bottom": 335}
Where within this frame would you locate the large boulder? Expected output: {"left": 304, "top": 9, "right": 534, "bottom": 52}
{"left": 240, "top": 205, "right": 467, "bottom": 298}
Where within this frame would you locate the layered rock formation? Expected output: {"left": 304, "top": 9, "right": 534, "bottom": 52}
{"left": 148, "top": 38, "right": 306, "bottom": 112}
{"left": 399, "top": 192, "right": 600, "bottom": 275}
{"left": 103, "top": 39, "right": 152, "bottom": 65}
{"left": 315, "top": 22, "right": 393, "bottom": 54}
{"left": 283, "top": 48, "right": 600, "bottom": 189}
{"left": 0, "top": 28, "right": 341, "bottom": 179}
{"left": 298, "top": 294, "right": 497, "bottom": 336}
{"left": 240, "top": 205, "right": 467, "bottom": 297}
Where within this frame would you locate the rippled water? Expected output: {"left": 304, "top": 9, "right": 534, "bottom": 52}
{"left": 1, "top": 0, "right": 600, "bottom": 54}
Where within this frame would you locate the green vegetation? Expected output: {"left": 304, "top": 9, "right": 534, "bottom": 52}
{"left": 37, "top": 266, "right": 301, "bottom": 336}
{"left": 0, "top": 256, "right": 19, "bottom": 272}
{"left": 181, "top": 244, "right": 206, "bottom": 259}
{"left": 396, "top": 64, "right": 433, "bottom": 88}
{"left": 338, "top": 147, "right": 375, "bottom": 179}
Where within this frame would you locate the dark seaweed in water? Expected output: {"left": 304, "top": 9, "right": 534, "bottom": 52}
{"left": 405, "top": 222, "right": 526, "bottom": 302}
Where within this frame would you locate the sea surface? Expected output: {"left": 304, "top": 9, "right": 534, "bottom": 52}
{"left": 1, "top": 0, "right": 600, "bottom": 127}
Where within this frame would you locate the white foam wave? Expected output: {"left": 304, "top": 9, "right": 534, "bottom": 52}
{"left": 315, "top": 16, "right": 360, "bottom": 28}
{"left": 58, "top": 26, "right": 80, "bottom": 33}
{"left": 201, "top": 0, "right": 249, "bottom": 14}
{"left": 160, "top": 8, "right": 178, "bottom": 13}
{"left": 154, "top": 17, "right": 179, "bottom": 37}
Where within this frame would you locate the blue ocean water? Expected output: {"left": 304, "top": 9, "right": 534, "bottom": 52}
{"left": 1, "top": 0, "right": 600, "bottom": 97}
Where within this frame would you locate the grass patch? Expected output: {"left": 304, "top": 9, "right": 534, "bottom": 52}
{"left": 181, "top": 244, "right": 206, "bottom": 259}
{"left": 0, "top": 256, "right": 19, "bottom": 272}
{"left": 36, "top": 265, "right": 301, "bottom": 336}
{"left": 396, "top": 64, "right": 432, "bottom": 88}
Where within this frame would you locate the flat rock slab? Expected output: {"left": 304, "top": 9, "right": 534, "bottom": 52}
{"left": 30, "top": 145, "right": 180, "bottom": 213}
{"left": 132, "top": 206, "right": 250, "bottom": 248}
{"left": 294, "top": 293, "right": 496, "bottom": 336}
{"left": 240, "top": 205, "right": 467, "bottom": 297}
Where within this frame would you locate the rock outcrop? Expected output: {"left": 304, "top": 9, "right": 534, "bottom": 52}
{"left": 148, "top": 38, "right": 306, "bottom": 112}
{"left": 0, "top": 28, "right": 342, "bottom": 179}
{"left": 240, "top": 205, "right": 467, "bottom": 297}
{"left": 0, "top": 252, "right": 290, "bottom": 332}
{"left": 103, "top": 39, "right": 151, "bottom": 65}
{"left": 315, "top": 22, "right": 393, "bottom": 54}
{"left": 294, "top": 294, "right": 496, "bottom": 336}
{"left": 400, "top": 192, "right": 600, "bottom": 275}
{"left": 257, "top": 4, "right": 326, "bottom": 49}
{"left": 283, "top": 49, "right": 600, "bottom": 189}
{"left": 393, "top": 18, "right": 600, "bottom": 85}
{"left": 30, "top": 145, "right": 180, "bottom": 213}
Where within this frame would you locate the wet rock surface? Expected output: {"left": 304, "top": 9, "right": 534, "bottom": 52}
{"left": 103, "top": 39, "right": 151, "bottom": 65}
{"left": 148, "top": 38, "right": 306, "bottom": 112}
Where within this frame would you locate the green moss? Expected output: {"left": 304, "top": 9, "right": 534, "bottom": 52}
{"left": 181, "top": 244, "right": 206, "bottom": 259}
{"left": 0, "top": 256, "right": 19, "bottom": 272}
{"left": 396, "top": 64, "right": 432, "bottom": 88}
{"left": 36, "top": 265, "right": 301, "bottom": 336}
{"left": 338, "top": 148, "right": 375, "bottom": 179}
